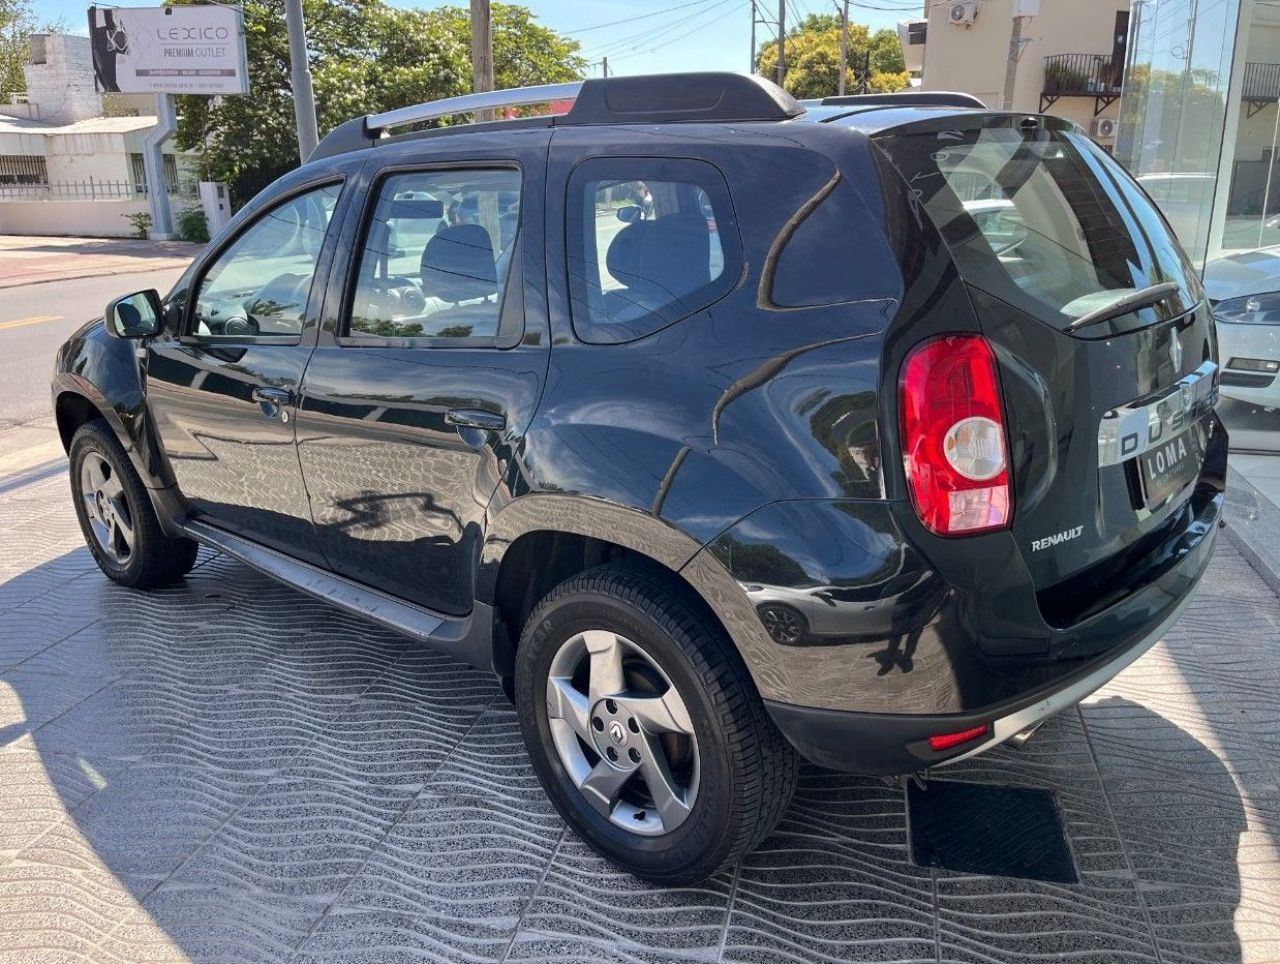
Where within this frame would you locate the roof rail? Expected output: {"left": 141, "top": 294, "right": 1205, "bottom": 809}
{"left": 310, "top": 73, "right": 803, "bottom": 162}
{"left": 818, "top": 91, "right": 987, "bottom": 110}
{"left": 366, "top": 82, "right": 583, "bottom": 136}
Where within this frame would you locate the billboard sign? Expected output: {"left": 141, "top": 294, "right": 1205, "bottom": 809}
{"left": 88, "top": 5, "right": 249, "bottom": 95}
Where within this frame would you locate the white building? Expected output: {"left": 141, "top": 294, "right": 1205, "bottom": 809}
{"left": 0, "top": 33, "right": 197, "bottom": 238}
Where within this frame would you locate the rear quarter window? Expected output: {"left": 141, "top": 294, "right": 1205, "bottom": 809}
{"left": 566, "top": 157, "right": 741, "bottom": 344}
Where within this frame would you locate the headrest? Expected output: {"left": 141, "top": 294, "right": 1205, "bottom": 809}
{"left": 605, "top": 220, "right": 648, "bottom": 280}
{"left": 605, "top": 214, "right": 710, "bottom": 300}
{"left": 421, "top": 224, "right": 497, "bottom": 303}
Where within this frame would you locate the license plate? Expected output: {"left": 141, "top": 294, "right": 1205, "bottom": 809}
{"left": 1138, "top": 429, "right": 1200, "bottom": 508}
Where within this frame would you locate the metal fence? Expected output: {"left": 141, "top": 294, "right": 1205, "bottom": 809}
{"left": 0, "top": 179, "right": 195, "bottom": 201}
{"left": 1042, "top": 52, "right": 1125, "bottom": 96}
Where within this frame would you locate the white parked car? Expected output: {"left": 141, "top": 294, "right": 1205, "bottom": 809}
{"left": 1204, "top": 246, "right": 1280, "bottom": 409}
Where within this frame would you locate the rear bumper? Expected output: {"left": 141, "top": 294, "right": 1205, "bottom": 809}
{"left": 765, "top": 582, "right": 1197, "bottom": 774}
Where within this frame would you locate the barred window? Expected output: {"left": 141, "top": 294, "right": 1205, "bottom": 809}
{"left": 0, "top": 155, "right": 48, "bottom": 185}
{"left": 128, "top": 153, "right": 179, "bottom": 194}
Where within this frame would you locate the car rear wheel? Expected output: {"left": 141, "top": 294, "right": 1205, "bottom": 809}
{"left": 514, "top": 563, "right": 799, "bottom": 884}
{"left": 69, "top": 421, "right": 198, "bottom": 588}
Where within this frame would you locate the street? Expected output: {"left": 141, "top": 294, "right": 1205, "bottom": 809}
{"left": 0, "top": 269, "right": 184, "bottom": 427}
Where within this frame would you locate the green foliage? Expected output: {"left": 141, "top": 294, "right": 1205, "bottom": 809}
{"left": 176, "top": 206, "right": 210, "bottom": 243}
{"left": 123, "top": 211, "right": 152, "bottom": 239}
{"left": 173, "top": 0, "right": 584, "bottom": 208}
{"left": 757, "top": 17, "right": 910, "bottom": 100}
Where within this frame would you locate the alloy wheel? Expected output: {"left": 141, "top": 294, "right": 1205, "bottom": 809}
{"left": 545, "top": 629, "right": 700, "bottom": 836}
{"left": 79, "top": 452, "right": 134, "bottom": 566}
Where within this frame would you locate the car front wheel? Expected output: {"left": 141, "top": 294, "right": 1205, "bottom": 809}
{"left": 515, "top": 563, "right": 799, "bottom": 884}
{"left": 69, "top": 420, "right": 198, "bottom": 588}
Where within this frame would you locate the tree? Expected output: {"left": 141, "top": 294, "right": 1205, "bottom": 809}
{"left": 424, "top": 4, "right": 586, "bottom": 91}
{"left": 756, "top": 14, "right": 910, "bottom": 100}
{"left": 174, "top": 0, "right": 583, "bottom": 206}
{"left": 0, "top": 0, "right": 65, "bottom": 99}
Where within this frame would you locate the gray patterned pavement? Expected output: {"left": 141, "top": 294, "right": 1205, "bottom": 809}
{"left": 2, "top": 414, "right": 1280, "bottom": 963}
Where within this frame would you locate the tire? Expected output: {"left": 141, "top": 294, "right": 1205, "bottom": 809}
{"left": 514, "top": 563, "right": 800, "bottom": 884}
{"left": 69, "top": 420, "right": 198, "bottom": 589}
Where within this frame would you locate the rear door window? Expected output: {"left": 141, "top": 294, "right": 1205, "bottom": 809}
{"left": 875, "top": 124, "right": 1200, "bottom": 330}
{"left": 347, "top": 168, "right": 521, "bottom": 342}
{"left": 566, "top": 157, "right": 740, "bottom": 344}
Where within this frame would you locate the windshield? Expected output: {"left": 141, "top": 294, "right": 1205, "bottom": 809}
{"left": 875, "top": 124, "right": 1201, "bottom": 331}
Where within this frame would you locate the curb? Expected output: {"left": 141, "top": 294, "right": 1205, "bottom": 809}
{"left": 1223, "top": 465, "right": 1280, "bottom": 598}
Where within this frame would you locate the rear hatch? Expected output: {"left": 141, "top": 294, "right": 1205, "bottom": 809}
{"left": 872, "top": 115, "right": 1220, "bottom": 626}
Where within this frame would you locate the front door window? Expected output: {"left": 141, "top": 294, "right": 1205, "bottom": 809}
{"left": 194, "top": 183, "right": 341, "bottom": 338}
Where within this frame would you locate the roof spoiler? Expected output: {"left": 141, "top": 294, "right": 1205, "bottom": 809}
{"left": 818, "top": 91, "right": 987, "bottom": 109}
{"left": 310, "top": 73, "right": 803, "bottom": 162}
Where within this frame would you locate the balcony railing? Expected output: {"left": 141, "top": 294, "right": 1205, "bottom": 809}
{"left": 1243, "top": 63, "right": 1280, "bottom": 116}
{"left": 1041, "top": 53, "right": 1124, "bottom": 114}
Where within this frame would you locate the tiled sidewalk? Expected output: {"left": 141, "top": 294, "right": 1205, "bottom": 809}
{"left": 2, "top": 417, "right": 1279, "bottom": 963}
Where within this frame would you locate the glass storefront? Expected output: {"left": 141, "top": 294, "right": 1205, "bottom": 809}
{"left": 1115, "top": 0, "right": 1244, "bottom": 269}
{"left": 1118, "top": 0, "right": 1280, "bottom": 456}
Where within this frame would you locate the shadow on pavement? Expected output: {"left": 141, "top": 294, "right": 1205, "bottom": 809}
{"left": 0, "top": 540, "right": 1264, "bottom": 961}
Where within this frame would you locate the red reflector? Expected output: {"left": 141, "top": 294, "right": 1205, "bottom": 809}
{"left": 899, "top": 334, "right": 1012, "bottom": 536}
{"left": 928, "top": 724, "right": 990, "bottom": 753}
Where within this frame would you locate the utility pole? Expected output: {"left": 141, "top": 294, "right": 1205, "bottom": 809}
{"left": 284, "top": 0, "right": 319, "bottom": 160}
{"left": 837, "top": 0, "right": 849, "bottom": 95}
{"left": 749, "top": 0, "right": 757, "bottom": 74}
{"left": 776, "top": 0, "right": 786, "bottom": 87}
{"left": 470, "top": 0, "right": 494, "bottom": 117}
{"left": 1002, "top": 14, "right": 1029, "bottom": 111}
{"left": 602, "top": 56, "right": 609, "bottom": 78}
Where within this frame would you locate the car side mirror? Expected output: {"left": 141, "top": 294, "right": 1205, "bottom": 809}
{"left": 104, "top": 289, "right": 163, "bottom": 339}
{"left": 616, "top": 205, "right": 641, "bottom": 223}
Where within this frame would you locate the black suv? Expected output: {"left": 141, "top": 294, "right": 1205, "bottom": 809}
{"left": 53, "top": 74, "right": 1225, "bottom": 884}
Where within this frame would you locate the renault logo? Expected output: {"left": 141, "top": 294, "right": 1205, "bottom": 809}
{"left": 608, "top": 720, "right": 627, "bottom": 746}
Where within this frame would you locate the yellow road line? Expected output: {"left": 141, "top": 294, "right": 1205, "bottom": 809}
{"left": 0, "top": 314, "right": 64, "bottom": 331}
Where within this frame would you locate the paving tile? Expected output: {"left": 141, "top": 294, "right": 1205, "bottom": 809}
{"left": 0, "top": 417, "right": 1279, "bottom": 964}
{"left": 0, "top": 858, "right": 141, "bottom": 960}
{"left": 295, "top": 907, "right": 515, "bottom": 964}
{"left": 512, "top": 837, "right": 730, "bottom": 959}
{"left": 162, "top": 770, "right": 413, "bottom": 898}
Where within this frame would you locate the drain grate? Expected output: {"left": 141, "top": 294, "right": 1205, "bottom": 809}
{"left": 907, "top": 779, "right": 1078, "bottom": 884}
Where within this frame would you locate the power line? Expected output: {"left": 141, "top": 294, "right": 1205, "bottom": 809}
{"left": 579, "top": 0, "right": 722, "bottom": 54}
{"left": 606, "top": 1, "right": 750, "bottom": 66}
{"left": 583, "top": 0, "right": 741, "bottom": 58}
{"left": 564, "top": 0, "right": 715, "bottom": 35}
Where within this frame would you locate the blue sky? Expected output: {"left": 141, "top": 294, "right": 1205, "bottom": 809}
{"left": 42, "top": 0, "right": 910, "bottom": 76}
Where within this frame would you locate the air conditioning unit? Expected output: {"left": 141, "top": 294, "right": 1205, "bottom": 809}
{"left": 949, "top": 1, "right": 980, "bottom": 26}
{"left": 1092, "top": 116, "right": 1118, "bottom": 139}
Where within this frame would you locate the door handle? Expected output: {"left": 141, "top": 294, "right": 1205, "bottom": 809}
{"left": 445, "top": 408, "right": 506, "bottom": 432}
{"left": 251, "top": 386, "right": 294, "bottom": 406}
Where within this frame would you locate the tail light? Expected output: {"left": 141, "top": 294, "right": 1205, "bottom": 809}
{"left": 899, "top": 334, "right": 1011, "bottom": 536}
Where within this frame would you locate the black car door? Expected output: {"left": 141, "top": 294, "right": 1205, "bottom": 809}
{"left": 294, "top": 129, "right": 552, "bottom": 615}
{"left": 145, "top": 167, "right": 356, "bottom": 563}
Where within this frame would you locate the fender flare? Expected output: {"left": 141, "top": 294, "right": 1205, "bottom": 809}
{"left": 477, "top": 491, "right": 783, "bottom": 698}
{"left": 52, "top": 373, "right": 188, "bottom": 536}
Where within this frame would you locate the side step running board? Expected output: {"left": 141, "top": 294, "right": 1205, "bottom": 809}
{"left": 181, "top": 520, "right": 492, "bottom": 668}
